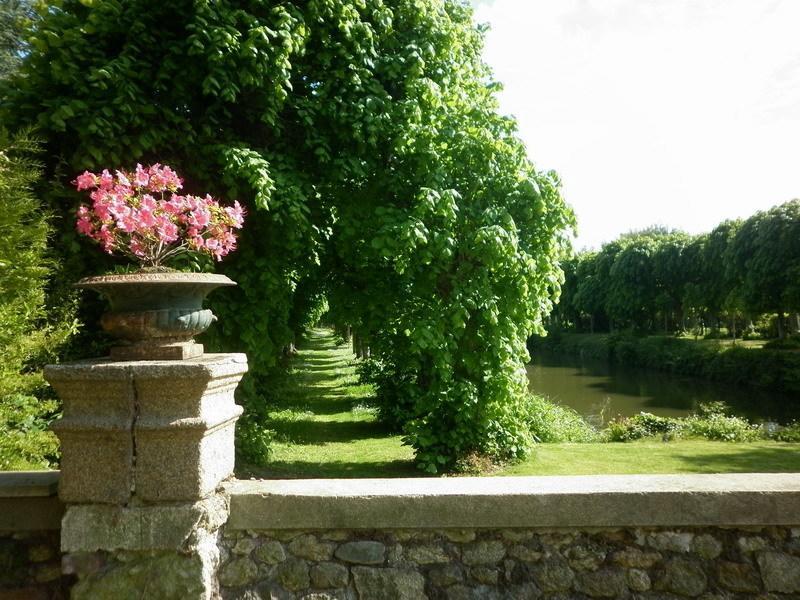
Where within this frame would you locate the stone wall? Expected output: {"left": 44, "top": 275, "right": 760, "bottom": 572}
{"left": 0, "top": 471, "right": 69, "bottom": 599}
{"left": 0, "top": 530, "right": 71, "bottom": 599}
{"left": 217, "top": 526, "right": 800, "bottom": 599}
{"left": 221, "top": 474, "right": 800, "bottom": 599}
{"left": 3, "top": 471, "right": 800, "bottom": 598}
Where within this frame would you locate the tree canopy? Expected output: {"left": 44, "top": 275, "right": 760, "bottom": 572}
{"left": 554, "top": 202, "right": 800, "bottom": 338}
{"left": 1, "top": 0, "right": 573, "bottom": 471}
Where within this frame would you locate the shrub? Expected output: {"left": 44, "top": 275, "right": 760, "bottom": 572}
{"left": 605, "top": 412, "right": 680, "bottom": 442}
{"left": 0, "top": 130, "right": 73, "bottom": 469}
{"left": 524, "top": 394, "right": 599, "bottom": 443}
{"left": 0, "top": 393, "right": 60, "bottom": 470}
{"left": 684, "top": 413, "right": 761, "bottom": 442}
{"left": 771, "top": 422, "right": 800, "bottom": 442}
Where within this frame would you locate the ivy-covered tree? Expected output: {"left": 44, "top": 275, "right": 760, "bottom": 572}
{"left": 1, "top": 0, "right": 573, "bottom": 471}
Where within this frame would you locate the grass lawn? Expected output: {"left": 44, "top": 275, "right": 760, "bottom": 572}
{"left": 236, "top": 328, "right": 800, "bottom": 479}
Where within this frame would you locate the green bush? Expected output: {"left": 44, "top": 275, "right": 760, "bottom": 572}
{"left": 772, "top": 422, "right": 800, "bottom": 442}
{"left": 0, "top": 394, "right": 60, "bottom": 470}
{"left": 605, "top": 412, "right": 680, "bottom": 442}
{"left": 0, "top": 130, "right": 73, "bottom": 469}
{"left": 604, "top": 403, "right": 761, "bottom": 443}
{"left": 684, "top": 413, "right": 760, "bottom": 442}
{"left": 524, "top": 394, "right": 599, "bottom": 443}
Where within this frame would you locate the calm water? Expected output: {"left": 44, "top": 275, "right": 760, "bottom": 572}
{"left": 526, "top": 353, "right": 798, "bottom": 425}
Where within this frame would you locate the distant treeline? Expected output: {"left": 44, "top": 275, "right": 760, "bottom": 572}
{"left": 552, "top": 200, "right": 800, "bottom": 338}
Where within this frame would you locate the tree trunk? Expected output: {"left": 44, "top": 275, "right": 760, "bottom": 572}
{"left": 589, "top": 314, "right": 595, "bottom": 335}
{"left": 777, "top": 311, "right": 786, "bottom": 340}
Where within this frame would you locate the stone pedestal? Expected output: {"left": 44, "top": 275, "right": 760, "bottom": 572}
{"left": 45, "top": 353, "right": 247, "bottom": 599}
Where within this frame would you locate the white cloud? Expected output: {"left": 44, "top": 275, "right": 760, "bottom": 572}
{"left": 472, "top": 0, "right": 800, "bottom": 249}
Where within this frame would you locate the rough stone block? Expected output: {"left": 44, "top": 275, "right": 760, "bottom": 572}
{"left": 132, "top": 354, "right": 247, "bottom": 423}
{"left": 757, "top": 551, "right": 800, "bottom": 593}
{"left": 69, "top": 549, "right": 217, "bottom": 600}
{"left": 46, "top": 354, "right": 247, "bottom": 504}
{"left": 351, "top": 567, "right": 425, "bottom": 599}
{"left": 135, "top": 412, "right": 241, "bottom": 502}
{"left": 44, "top": 362, "right": 134, "bottom": 423}
{"left": 52, "top": 428, "right": 133, "bottom": 504}
{"left": 61, "top": 494, "right": 228, "bottom": 553}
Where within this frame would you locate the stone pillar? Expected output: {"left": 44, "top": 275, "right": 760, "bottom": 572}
{"left": 45, "top": 353, "right": 247, "bottom": 599}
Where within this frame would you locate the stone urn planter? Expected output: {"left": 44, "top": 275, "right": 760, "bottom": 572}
{"left": 76, "top": 271, "right": 235, "bottom": 360}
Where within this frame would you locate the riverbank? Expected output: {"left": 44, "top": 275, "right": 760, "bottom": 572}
{"left": 529, "top": 332, "right": 800, "bottom": 397}
{"left": 236, "top": 328, "right": 800, "bottom": 478}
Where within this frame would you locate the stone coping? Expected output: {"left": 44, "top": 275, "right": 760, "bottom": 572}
{"left": 0, "top": 471, "right": 63, "bottom": 531}
{"left": 226, "top": 473, "right": 800, "bottom": 531}
{"left": 0, "top": 470, "right": 59, "bottom": 497}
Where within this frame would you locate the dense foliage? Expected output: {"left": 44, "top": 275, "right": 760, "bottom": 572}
{"left": 1, "top": 0, "right": 572, "bottom": 471}
{"left": 0, "top": 130, "right": 71, "bottom": 469}
{"left": 553, "top": 202, "right": 800, "bottom": 338}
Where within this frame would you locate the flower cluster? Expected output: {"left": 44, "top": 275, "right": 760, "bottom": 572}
{"left": 74, "top": 164, "right": 245, "bottom": 266}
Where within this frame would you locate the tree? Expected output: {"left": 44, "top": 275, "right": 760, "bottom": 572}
{"left": 551, "top": 255, "right": 580, "bottom": 330}
{"left": 0, "top": 0, "right": 34, "bottom": 80}
{"left": 652, "top": 232, "right": 691, "bottom": 333}
{"left": 729, "top": 201, "right": 800, "bottom": 338}
{"left": 605, "top": 236, "right": 660, "bottom": 331}
{"left": 1, "top": 0, "right": 573, "bottom": 471}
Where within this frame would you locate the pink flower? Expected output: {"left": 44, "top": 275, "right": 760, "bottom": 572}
{"left": 115, "top": 170, "right": 131, "bottom": 187}
{"left": 74, "top": 164, "right": 242, "bottom": 266}
{"left": 92, "top": 197, "right": 111, "bottom": 222}
{"left": 138, "top": 208, "right": 157, "bottom": 228}
{"left": 76, "top": 217, "right": 94, "bottom": 235}
{"left": 98, "top": 170, "right": 114, "bottom": 190}
{"left": 134, "top": 164, "right": 150, "bottom": 187}
{"left": 129, "top": 238, "right": 147, "bottom": 258}
{"left": 156, "top": 218, "right": 179, "bottom": 243}
{"left": 75, "top": 171, "right": 97, "bottom": 191}
{"left": 225, "top": 200, "right": 246, "bottom": 228}
{"left": 139, "top": 194, "right": 157, "bottom": 212}
{"left": 94, "top": 225, "right": 114, "bottom": 253}
{"left": 117, "top": 214, "right": 139, "bottom": 233}
{"left": 109, "top": 198, "right": 131, "bottom": 220}
{"left": 190, "top": 207, "right": 211, "bottom": 228}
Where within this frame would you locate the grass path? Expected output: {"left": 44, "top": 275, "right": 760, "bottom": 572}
{"left": 238, "top": 328, "right": 418, "bottom": 478}
{"left": 238, "top": 328, "right": 800, "bottom": 478}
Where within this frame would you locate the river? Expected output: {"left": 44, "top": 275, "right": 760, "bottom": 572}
{"left": 526, "top": 352, "right": 796, "bottom": 426}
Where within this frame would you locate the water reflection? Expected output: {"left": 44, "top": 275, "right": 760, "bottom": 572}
{"left": 526, "top": 353, "right": 797, "bottom": 424}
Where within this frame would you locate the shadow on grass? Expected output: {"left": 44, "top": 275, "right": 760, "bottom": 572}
{"left": 240, "top": 459, "right": 421, "bottom": 479}
{"left": 673, "top": 445, "right": 800, "bottom": 473}
{"left": 272, "top": 419, "right": 395, "bottom": 445}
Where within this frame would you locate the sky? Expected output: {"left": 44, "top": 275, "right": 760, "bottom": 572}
{"left": 470, "top": 0, "right": 800, "bottom": 250}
